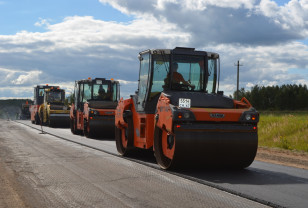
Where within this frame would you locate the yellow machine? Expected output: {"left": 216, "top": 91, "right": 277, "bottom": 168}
{"left": 39, "top": 87, "right": 70, "bottom": 127}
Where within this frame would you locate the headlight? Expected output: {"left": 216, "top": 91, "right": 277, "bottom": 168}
{"left": 183, "top": 112, "right": 190, "bottom": 119}
{"left": 245, "top": 114, "right": 251, "bottom": 121}
{"left": 240, "top": 110, "right": 259, "bottom": 123}
{"left": 89, "top": 109, "right": 99, "bottom": 116}
{"left": 172, "top": 108, "right": 195, "bottom": 122}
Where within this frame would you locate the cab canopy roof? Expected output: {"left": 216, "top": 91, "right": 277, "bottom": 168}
{"left": 76, "top": 78, "right": 119, "bottom": 84}
{"left": 45, "top": 87, "right": 65, "bottom": 92}
{"left": 139, "top": 47, "right": 219, "bottom": 59}
{"left": 35, "top": 85, "right": 59, "bottom": 89}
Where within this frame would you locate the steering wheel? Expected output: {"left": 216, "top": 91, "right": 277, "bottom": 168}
{"left": 172, "top": 83, "right": 189, "bottom": 90}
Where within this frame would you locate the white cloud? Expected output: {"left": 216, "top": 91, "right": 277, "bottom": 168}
{"left": 0, "top": 15, "right": 190, "bottom": 54}
{"left": 0, "top": 0, "right": 308, "bottom": 99}
{"left": 0, "top": 86, "right": 34, "bottom": 99}
{"left": 100, "top": 0, "right": 256, "bottom": 13}
{"left": 208, "top": 41, "right": 308, "bottom": 96}
{"left": 256, "top": 0, "right": 308, "bottom": 37}
{"left": 180, "top": 0, "right": 256, "bottom": 10}
{"left": 34, "top": 18, "right": 51, "bottom": 28}
{"left": 11, "top": 70, "right": 42, "bottom": 85}
{"left": 0, "top": 15, "right": 190, "bottom": 92}
{"left": 0, "top": 68, "right": 42, "bottom": 86}
{"left": 100, "top": 0, "right": 308, "bottom": 45}
{"left": 258, "top": 0, "right": 279, "bottom": 17}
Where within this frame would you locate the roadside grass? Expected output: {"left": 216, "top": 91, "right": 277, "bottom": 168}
{"left": 258, "top": 112, "right": 308, "bottom": 152}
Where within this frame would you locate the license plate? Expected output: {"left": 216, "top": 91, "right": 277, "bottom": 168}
{"left": 179, "top": 98, "right": 191, "bottom": 108}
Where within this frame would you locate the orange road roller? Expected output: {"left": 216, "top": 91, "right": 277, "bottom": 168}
{"left": 115, "top": 47, "right": 259, "bottom": 169}
{"left": 70, "top": 78, "right": 120, "bottom": 138}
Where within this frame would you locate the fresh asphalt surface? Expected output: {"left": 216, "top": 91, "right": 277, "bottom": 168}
{"left": 16, "top": 120, "right": 308, "bottom": 208}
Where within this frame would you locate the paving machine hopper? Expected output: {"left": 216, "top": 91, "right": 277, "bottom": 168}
{"left": 70, "top": 78, "right": 120, "bottom": 138}
{"left": 115, "top": 47, "right": 259, "bottom": 169}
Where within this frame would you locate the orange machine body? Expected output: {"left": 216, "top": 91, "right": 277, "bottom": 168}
{"left": 115, "top": 47, "right": 259, "bottom": 169}
{"left": 116, "top": 98, "right": 155, "bottom": 149}
{"left": 70, "top": 78, "right": 119, "bottom": 138}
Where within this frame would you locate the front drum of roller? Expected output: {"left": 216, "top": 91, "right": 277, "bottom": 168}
{"left": 154, "top": 124, "right": 258, "bottom": 170}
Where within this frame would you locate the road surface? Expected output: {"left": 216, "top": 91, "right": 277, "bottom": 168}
{"left": 1, "top": 119, "right": 308, "bottom": 207}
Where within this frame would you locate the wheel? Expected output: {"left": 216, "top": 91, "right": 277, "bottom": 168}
{"left": 40, "top": 111, "right": 46, "bottom": 126}
{"left": 115, "top": 115, "right": 134, "bottom": 156}
{"left": 83, "top": 119, "right": 93, "bottom": 138}
{"left": 70, "top": 118, "right": 82, "bottom": 135}
{"left": 70, "top": 119, "right": 76, "bottom": 134}
{"left": 35, "top": 113, "right": 40, "bottom": 125}
{"left": 154, "top": 126, "right": 175, "bottom": 169}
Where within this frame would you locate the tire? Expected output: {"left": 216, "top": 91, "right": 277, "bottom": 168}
{"left": 35, "top": 113, "right": 40, "bottom": 125}
{"left": 154, "top": 126, "right": 175, "bottom": 170}
{"left": 40, "top": 111, "right": 46, "bottom": 126}
{"left": 70, "top": 119, "right": 76, "bottom": 134}
{"left": 115, "top": 116, "right": 134, "bottom": 156}
{"left": 83, "top": 120, "right": 93, "bottom": 138}
{"left": 70, "top": 118, "right": 82, "bottom": 135}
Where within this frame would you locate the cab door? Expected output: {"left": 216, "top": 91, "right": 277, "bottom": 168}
{"left": 76, "top": 83, "right": 84, "bottom": 128}
{"left": 136, "top": 52, "right": 151, "bottom": 112}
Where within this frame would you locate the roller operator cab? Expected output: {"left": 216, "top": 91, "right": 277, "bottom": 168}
{"left": 115, "top": 47, "right": 259, "bottom": 169}
{"left": 70, "top": 78, "right": 120, "bottom": 138}
{"left": 30, "top": 85, "right": 58, "bottom": 124}
{"left": 38, "top": 87, "right": 70, "bottom": 127}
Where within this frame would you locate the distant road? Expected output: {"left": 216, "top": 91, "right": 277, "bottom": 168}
{"left": 3, "top": 119, "right": 308, "bottom": 207}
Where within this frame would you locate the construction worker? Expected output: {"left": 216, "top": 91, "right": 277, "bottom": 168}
{"left": 98, "top": 86, "right": 106, "bottom": 100}
{"left": 164, "top": 62, "right": 195, "bottom": 89}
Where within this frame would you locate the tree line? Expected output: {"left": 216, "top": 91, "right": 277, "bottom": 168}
{"left": 0, "top": 99, "right": 32, "bottom": 119}
{"left": 234, "top": 84, "right": 308, "bottom": 111}
{"left": 0, "top": 97, "right": 73, "bottom": 119}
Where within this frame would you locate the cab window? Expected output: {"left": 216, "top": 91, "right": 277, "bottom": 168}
{"left": 171, "top": 55, "right": 205, "bottom": 91}
{"left": 150, "top": 54, "right": 170, "bottom": 98}
{"left": 83, "top": 83, "right": 92, "bottom": 102}
{"left": 39, "top": 89, "right": 45, "bottom": 97}
{"left": 137, "top": 53, "right": 150, "bottom": 111}
{"left": 207, "top": 59, "right": 217, "bottom": 93}
{"left": 113, "top": 83, "right": 118, "bottom": 101}
{"left": 93, "top": 83, "right": 111, "bottom": 101}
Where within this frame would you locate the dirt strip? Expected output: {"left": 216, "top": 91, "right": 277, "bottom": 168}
{"left": 256, "top": 146, "right": 308, "bottom": 170}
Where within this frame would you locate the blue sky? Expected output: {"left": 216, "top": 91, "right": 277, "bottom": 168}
{"left": 0, "top": 0, "right": 133, "bottom": 35}
{"left": 275, "top": 0, "right": 292, "bottom": 5}
{"left": 0, "top": 0, "right": 308, "bottom": 99}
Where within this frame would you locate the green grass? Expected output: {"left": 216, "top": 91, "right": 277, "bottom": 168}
{"left": 258, "top": 112, "right": 308, "bottom": 152}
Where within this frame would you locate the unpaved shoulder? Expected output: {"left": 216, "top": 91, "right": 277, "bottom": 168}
{"left": 256, "top": 146, "right": 308, "bottom": 170}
